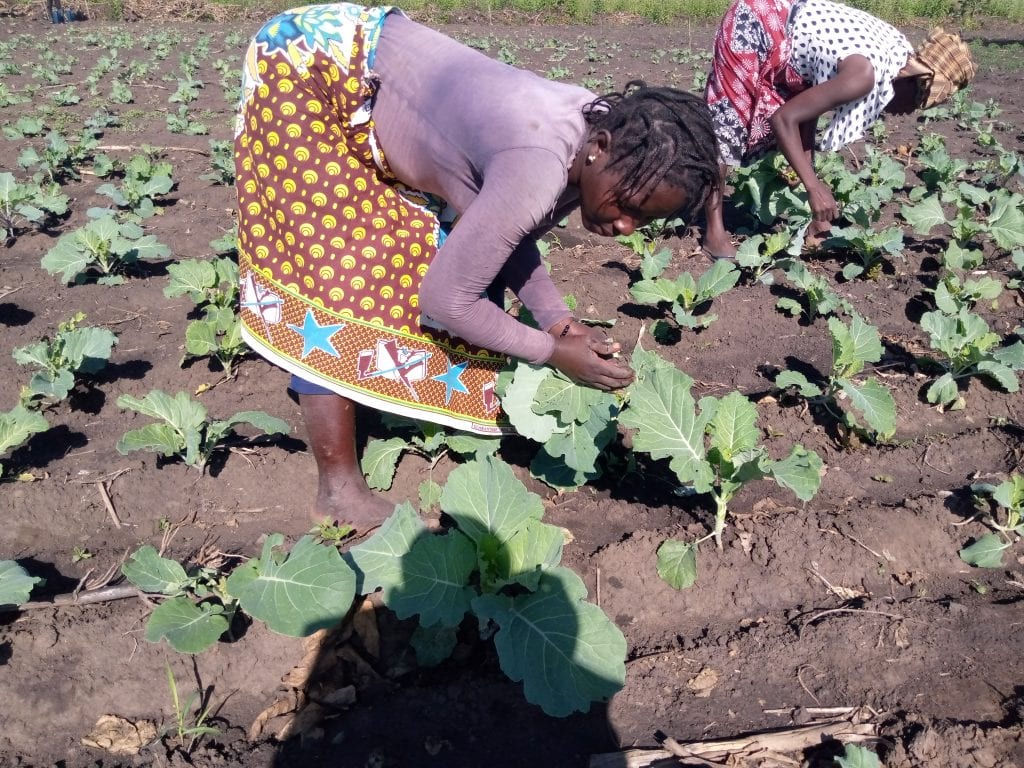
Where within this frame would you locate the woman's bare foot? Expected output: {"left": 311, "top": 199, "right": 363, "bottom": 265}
{"left": 701, "top": 231, "right": 737, "bottom": 261}
{"left": 311, "top": 471, "right": 394, "bottom": 532}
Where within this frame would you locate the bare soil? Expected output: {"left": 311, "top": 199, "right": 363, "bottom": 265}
{"left": 1, "top": 9, "right": 1022, "bottom": 768}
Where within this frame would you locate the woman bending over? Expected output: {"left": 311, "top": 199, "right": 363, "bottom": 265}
{"left": 235, "top": 3, "right": 720, "bottom": 531}
{"left": 701, "top": 0, "right": 975, "bottom": 259}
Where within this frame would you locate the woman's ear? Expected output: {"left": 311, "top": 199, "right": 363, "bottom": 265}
{"left": 587, "top": 129, "right": 612, "bottom": 163}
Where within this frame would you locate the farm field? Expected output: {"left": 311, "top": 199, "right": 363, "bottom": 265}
{"left": 1, "top": 8, "right": 1023, "bottom": 768}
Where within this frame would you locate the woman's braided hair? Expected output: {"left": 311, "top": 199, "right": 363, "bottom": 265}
{"left": 583, "top": 80, "right": 719, "bottom": 219}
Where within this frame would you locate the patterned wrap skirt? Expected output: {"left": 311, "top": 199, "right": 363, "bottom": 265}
{"left": 234, "top": 3, "right": 510, "bottom": 435}
{"left": 705, "top": 0, "right": 808, "bottom": 166}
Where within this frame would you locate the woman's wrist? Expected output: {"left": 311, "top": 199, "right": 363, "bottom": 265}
{"left": 547, "top": 316, "right": 574, "bottom": 338}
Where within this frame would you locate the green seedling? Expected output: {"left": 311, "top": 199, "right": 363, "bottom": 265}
{"left": 109, "top": 79, "right": 134, "bottom": 105}
{"left": 362, "top": 415, "right": 499, "bottom": 491}
{"left": 1008, "top": 249, "right": 1024, "bottom": 290}
{"left": 919, "top": 308, "right": 1024, "bottom": 411}
{"left": 163, "top": 662, "right": 219, "bottom": 754}
{"left": 17, "top": 130, "right": 99, "bottom": 184}
{"left": 823, "top": 220, "right": 904, "bottom": 281}
{"left": 166, "top": 257, "right": 246, "bottom": 376}
{"left": 71, "top": 546, "right": 93, "bottom": 563}
{"left": 734, "top": 229, "right": 799, "bottom": 284}
{"left": 13, "top": 313, "right": 117, "bottom": 405}
{"left": 931, "top": 271, "right": 1003, "bottom": 314}
{"left": 0, "top": 560, "right": 43, "bottom": 608}
{"left": 959, "top": 474, "right": 1024, "bottom": 568}
{"left": 95, "top": 153, "right": 174, "bottom": 220}
{"left": 904, "top": 188, "right": 1024, "bottom": 253}
{"left": 310, "top": 518, "right": 355, "bottom": 544}
{"left": 347, "top": 456, "right": 626, "bottom": 716}
{"left": 166, "top": 106, "right": 208, "bottom": 136}
{"left": 619, "top": 350, "right": 821, "bottom": 583}
{"left": 116, "top": 389, "right": 289, "bottom": 470}
{"left": 0, "top": 83, "right": 29, "bottom": 107}
{"left": 168, "top": 77, "right": 203, "bottom": 104}
{"left": 2, "top": 116, "right": 45, "bottom": 140}
{"left": 0, "top": 172, "right": 68, "bottom": 243}
{"left": 774, "top": 314, "right": 897, "bottom": 441}
{"left": 49, "top": 86, "right": 80, "bottom": 106}
{"left": 630, "top": 258, "right": 740, "bottom": 333}
{"left": 0, "top": 405, "right": 49, "bottom": 478}
{"left": 41, "top": 215, "right": 171, "bottom": 285}
{"left": 123, "top": 534, "right": 356, "bottom": 654}
{"left": 209, "top": 225, "right": 238, "bottom": 257}
{"left": 834, "top": 743, "right": 881, "bottom": 768}
{"left": 497, "top": 360, "right": 620, "bottom": 490}
{"left": 777, "top": 261, "right": 853, "bottom": 322}
{"left": 200, "top": 139, "right": 234, "bottom": 185}
{"left": 615, "top": 215, "right": 682, "bottom": 261}
{"left": 731, "top": 152, "right": 809, "bottom": 227}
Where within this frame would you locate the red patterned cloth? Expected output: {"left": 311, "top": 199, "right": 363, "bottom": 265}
{"left": 705, "top": 0, "right": 808, "bottom": 165}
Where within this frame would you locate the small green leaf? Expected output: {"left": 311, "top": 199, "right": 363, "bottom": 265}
{"left": 145, "top": 597, "right": 228, "bottom": 653}
{"left": 769, "top": 445, "right": 823, "bottom": 502}
{"left": 122, "top": 545, "right": 190, "bottom": 595}
{"left": 116, "top": 423, "right": 184, "bottom": 458}
{"left": 837, "top": 378, "right": 896, "bottom": 439}
{"left": 708, "top": 391, "right": 758, "bottom": 460}
{"left": 834, "top": 743, "right": 881, "bottom": 768}
{"left": 0, "top": 405, "right": 49, "bottom": 456}
{"left": 485, "top": 519, "right": 564, "bottom": 592}
{"left": 901, "top": 195, "right": 946, "bottom": 235}
{"left": 959, "top": 533, "right": 1009, "bottom": 568}
{"left": 0, "top": 560, "right": 43, "bottom": 608}
{"left": 184, "top": 320, "right": 218, "bottom": 356}
{"left": 441, "top": 455, "right": 544, "bottom": 547}
{"left": 620, "top": 366, "right": 713, "bottom": 490}
{"left": 775, "top": 370, "right": 823, "bottom": 398}
{"left": 361, "top": 436, "right": 406, "bottom": 491}
{"left": 499, "top": 363, "right": 562, "bottom": 442}
{"left": 386, "top": 529, "right": 476, "bottom": 628}
{"left": 656, "top": 539, "right": 698, "bottom": 590}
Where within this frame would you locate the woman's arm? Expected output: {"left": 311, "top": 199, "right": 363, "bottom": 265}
{"left": 418, "top": 149, "right": 632, "bottom": 389}
{"left": 770, "top": 54, "right": 875, "bottom": 224}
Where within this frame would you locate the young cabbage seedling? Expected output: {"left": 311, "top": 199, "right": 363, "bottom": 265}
{"left": 116, "top": 389, "right": 289, "bottom": 470}
{"left": 919, "top": 308, "right": 1024, "bottom": 411}
{"left": 959, "top": 474, "right": 1024, "bottom": 568}
{"left": 0, "top": 405, "right": 49, "bottom": 479}
{"left": 497, "top": 359, "right": 622, "bottom": 489}
{"left": 774, "top": 314, "right": 897, "bottom": 441}
{"left": 166, "top": 257, "right": 248, "bottom": 376}
{"left": 12, "top": 312, "right": 117, "bottom": 405}
{"left": 630, "top": 258, "right": 740, "bottom": 333}
{"left": 347, "top": 456, "right": 627, "bottom": 717}
{"left": 41, "top": 214, "right": 171, "bottom": 285}
{"left": 619, "top": 350, "right": 822, "bottom": 588}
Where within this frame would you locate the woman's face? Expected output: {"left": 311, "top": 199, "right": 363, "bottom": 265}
{"left": 885, "top": 75, "right": 928, "bottom": 115}
{"left": 578, "top": 161, "right": 690, "bottom": 237}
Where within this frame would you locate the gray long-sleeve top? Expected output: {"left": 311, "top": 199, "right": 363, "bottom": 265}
{"left": 371, "top": 13, "right": 595, "bottom": 364}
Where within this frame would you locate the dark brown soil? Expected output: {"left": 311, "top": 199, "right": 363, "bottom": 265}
{"left": 1, "top": 9, "right": 1022, "bottom": 768}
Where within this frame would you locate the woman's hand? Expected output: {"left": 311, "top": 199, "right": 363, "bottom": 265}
{"left": 806, "top": 180, "right": 839, "bottom": 224}
{"left": 546, "top": 325, "right": 634, "bottom": 391}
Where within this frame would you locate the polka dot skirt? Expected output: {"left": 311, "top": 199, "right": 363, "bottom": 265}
{"left": 788, "top": 0, "right": 913, "bottom": 150}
